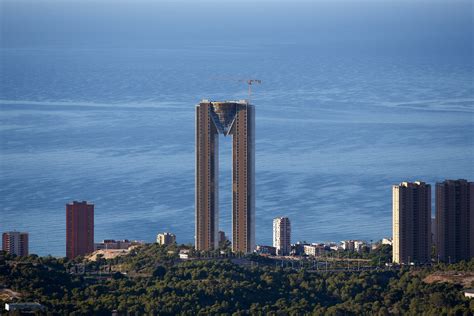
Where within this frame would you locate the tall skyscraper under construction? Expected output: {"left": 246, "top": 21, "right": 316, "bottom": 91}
{"left": 195, "top": 100, "right": 255, "bottom": 253}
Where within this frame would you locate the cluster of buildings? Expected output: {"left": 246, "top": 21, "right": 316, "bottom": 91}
{"left": 2, "top": 179, "right": 473, "bottom": 265}
{"left": 2, "top": 98, "right": 473, "bottom": 266}
{"left": 2, "top": 200, "right": 176, "bottom": 258}
{"left": 66, "top": 201, "right": 177, "bottom": 257}
{"left": 256, "top": 216, "right": 371, "bottom": 257}
{"left": 192, "top": 100, "right": 389, "bottom": 259}
{"left": 299, "top": 240, "right": 370, "bottom": 256}
{"left": 254, "top": 179, "right": 473, "bottom": 266}
{"left": 393, "top": 179, "right": 473, "bottom": 264}
{"left": 4, "top": 100, "right": 254, "bottom": 258}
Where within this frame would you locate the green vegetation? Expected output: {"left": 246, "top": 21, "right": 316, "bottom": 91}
{"left": 0, "top": 246, "right": 473, "bottom": 315}
{"left": 311, "top": 245, "right": 393, "bottom": 267}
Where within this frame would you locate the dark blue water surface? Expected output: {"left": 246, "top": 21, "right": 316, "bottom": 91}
{"left": 1, "top": 0, "right": 473, "bottom": 256}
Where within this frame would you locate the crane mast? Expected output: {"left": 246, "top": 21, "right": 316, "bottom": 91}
{"left": 240, "top": 79, "right": 261, "bottom": 103}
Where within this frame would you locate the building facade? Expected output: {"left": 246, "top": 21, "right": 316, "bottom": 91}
{"left": 2, "top": 231, "right": 28, "bottom": 256}
{"left": 393, "top": 181, "right": 431, "bottom": 264}
{"left": 292, "top": 242, "right": 308, "bottom": 256}
{"left": 436, "top": 179, "right": 474, "bottom": 263}
{"left": 354, "top": 240, "right": 368, "bottom": 253}
{"left": 195, "top": 100, "right": 255, "bottom": 253}
{"left": 304, "top": 244, "right": 326, "bottom": 257}
{"left": 5, "top": 303, "right": 44, "bottom": 312}
{"left": 255, "top": 245, "right": 277, "bottom": 255}
{"left": 382, "top": 238, "right": 393, "bottom": 246}
{"left": 156, "top": 232, "right": 176, "bottom": 245}
{"left": 94, "top": 239, "right": 139, "bottom": 250}
{"left": 341, "top": 240, "right": 355, "bottom": 252}
{"left": 273, "top": 217, "right": 291, "bottom": 255}
{"left": 218, "top": 231, "right": 227, "bottom": 247}
{"left": 66, "top": 201, "right": 94, "bottom": 259}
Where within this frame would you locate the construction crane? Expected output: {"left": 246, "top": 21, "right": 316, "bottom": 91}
{"left": 239, "top": 79, "right": 262, "bottom": 103}
{"left": 210, "top": 77, "right": 262, "bottom": 102}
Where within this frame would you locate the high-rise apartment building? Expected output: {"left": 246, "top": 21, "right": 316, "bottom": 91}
{"left": 66, "top": 201, "right": 94, "bottom": 259}
{"left": 436, "top": 179, "right": 474, "bottom": 263}
{"left": 431, "top": 218, "right": 437, "bottom": 246}
{"left": 195, "top": 100, "right": 255, "bottom": 253}
{"left": 393, "top": 181, "right": 431, "bottom": 264}
{"left": 273, "top": 217, "right": 291, "bottom": 256}
{"left": 2, "top": 231, "right": 29, "bottom": 256}
{"left": 156, "top": 232, "right": 176, "bottom": 245}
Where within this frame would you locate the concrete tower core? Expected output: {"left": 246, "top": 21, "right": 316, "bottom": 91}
{"left": 195, "top": 100, "right": 255, "bottom": 253}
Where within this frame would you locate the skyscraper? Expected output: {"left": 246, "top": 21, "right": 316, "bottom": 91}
{"left": 2, "top": 231, "right": 28, "bottom": 256}
{"left": 436, "top": 179, "right": 474, "bottom": 263}
{"left": 195, "top": 100, "right": 255, "bottom": 253}
{"left": 273, "top": 217, "right": 291, "bottom": 256}
{"left": 66, "top": 201, "right": 94, "bottom": 258}
{"left": 393, "top": 181, "right": 431, "bottom": 264}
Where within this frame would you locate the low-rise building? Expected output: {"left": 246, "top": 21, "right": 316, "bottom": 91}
{"left": 464, "top": 289, "right": 474, "bottom": 299}
{"left": 325, "top": 242, "right": 339, "bottom": 251}
{"left": 218, "top": 231, "right": 227, "bottom": 245}
{"left": 304, "top": 244, "right": 326, "bottom": 257}
{"left": 340, "top": 240, "right": 369, "bottom": 253}
{"left": 329, "top": 244, "right": 340, "bottom": 251}
{"left": 179, "top": 249, "right": 190, "bottom": 259}
{"left": 304, "top": 245, "right": 317, "bottom": 256}
{"left": 341, "top": 240, "right": 355, "bottom": 251}
{"left": 354, "top": 240, "right": 369, "bottom": 253}
{"left": 5, "top": 303, "right": 44, "bottom": 312}
{"left": 291, "top": 242, "right": 308, "bottom": 256}
{"left": 255, "top": 245, "right": 277, "bottom": 255}
{"left": 94, "top": 239, "right": 138, "bottom": 250}
{"left": 382, "top": 238, "right": 393, "bottom": 246}
{"left": 157, "top": 232, "right": 176, "bottom": 245}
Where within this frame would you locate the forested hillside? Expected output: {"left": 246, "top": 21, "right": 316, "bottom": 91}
{"left": 1, "top": 245, "right": 473, "bottom": 315}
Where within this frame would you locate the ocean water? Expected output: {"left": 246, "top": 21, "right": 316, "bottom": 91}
{"left": 1, "top": 1, "right": 473, "bottom": 256}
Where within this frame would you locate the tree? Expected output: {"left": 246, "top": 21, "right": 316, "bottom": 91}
{"left": 152, "top": 266, "right": 167, "bottom": 279}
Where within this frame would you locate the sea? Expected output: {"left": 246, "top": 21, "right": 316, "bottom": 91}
{"left": 1, "top": 0, "right": 473, "bottom": 256}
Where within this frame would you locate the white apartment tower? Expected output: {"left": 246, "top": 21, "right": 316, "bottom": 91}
{"left": 273, "top": 217, "right": 291, "bottom": 256}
